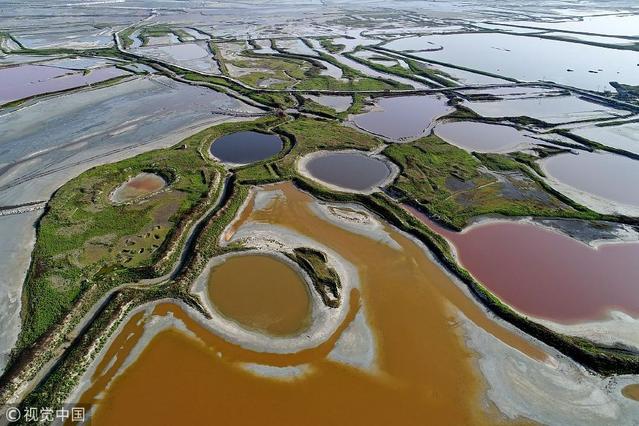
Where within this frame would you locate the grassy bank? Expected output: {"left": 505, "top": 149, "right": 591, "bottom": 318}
{"left": 344, "top": 50, "right": 456, "bottom": 87}
{"left": 16, "top": 117, "right": 283, "bottom": 352}
{"left": 273, "top": 117, "right": 381, "bottom": 176}
{"left": 19, "top": 147, "right": 211, "bottom": 351}
{"left": 383, "top": 134, "right": 600, "bottom": 229}
{"left": 290, "top": 248, "right": 342, "bottom": 308}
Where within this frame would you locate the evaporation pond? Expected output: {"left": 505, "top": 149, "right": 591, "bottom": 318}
{"left": 0, "top": 64, "right": 128, "bottom": 105}
{"left": 305, "top": 152, "right": 392, "bottom": 192}
{"left": 352, "top": 95, "right": 452, "bottom": 140}
{"left": 304, "top": 95, "right": 352, "bottom": 112}
{"left": 543, "top": 151, "right": 639, "bottom": 207}
{"left": 207, "top": 254, "right": 311, "bottom": 336}
{"left": 382, "top": 32, "right": 639, "bottom": 91}
{"left": 110, "top": 173, "right": 166, "bottom": 203}
{"left": 210, "top": 131, "right": 283, "bottom": 164}
{"left": 411, "top": 209, "right": 639, "bottom": 323}
{"left": 434, "top": 121, "right": 535, "bottom": 153}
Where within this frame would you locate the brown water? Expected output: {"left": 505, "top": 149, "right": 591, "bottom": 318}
{"left": 75, "top": 311, "right": 147, "bottom": 414}
{"left": 78, "top": 183, "right": 544, "bottom": 425}
{"left": 622, "top": 384, "right": 639, "bottom": 402}
{"left": 407, "top": 206, "right": 639, "bottom": 322}
{"left": 304, "top": 152, "right": 392, "bottom": 192}
{"left": 207, "top": 254, "right": 311, "bottom": 336}
{"left": 110, "top": 173, "right": 166, "bottom": 203}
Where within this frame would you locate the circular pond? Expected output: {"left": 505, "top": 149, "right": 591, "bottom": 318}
{"left": 210, "top": 131, "right": 283, "bottom": 165}
{"left": 207, "top": 254, "right": 311, "bottom": 336}
{"left": 110, "top": 172, "right": 167, "bottom": 204}
{"left": 622, "top": 384, "right": 639, "bottom": 402}
{"left": 300, "top": 151, "right": 396, "bottom": 193}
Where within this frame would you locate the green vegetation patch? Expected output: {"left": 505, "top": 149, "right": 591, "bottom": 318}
{"left": 214, "top": 40, "right": 406, "bottom": 92}
{"left": 231, "top": 55, "right": 311, "bottom": 89}
{"left": 294, "top": 94, "right": 341, "bottom": 119}
{"left": 290, "top": 247, "right": 341, "bottom": 308}
{"left": 179, "top": 71, "right": 296, "bottom": 109}
{"left": 406, "top": 59, "right": 458, "bottom": 87}
{"left": 273, "top": 118, "right": 381, "bottom": 176}
{"left": 295, "top": 51, "right": 410, "bottom": 91}
{"left": 319, "top": 38, "right": 345, "bottom": 53}
{"left": 118, "top": 27, "right": 137, "bottom": 49}
{"left": 383, "top": 134, "right": 596, "bottom": 229}
{"left": 138, "top": 25, "right": 193, "bottom": 46}
{"left": 18, "top": 118, "right": 283, "bottom": 351}
{"left": 20, "top": 144, "right": 214, "bottom": 349}
{"left": 344, "top": 50, "right": 457, "bottom": 87}
{"left": 215, "top": 41, "right": 315, "bottom": 89}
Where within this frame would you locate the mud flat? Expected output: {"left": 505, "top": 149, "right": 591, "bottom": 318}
{"left": 109, "top": 172, "right": 167, "bottom": 204}
{"left": 541, "top": 151, "right": 639, "bottom": 216}
{"left": 297, "top": 150, "right": 398, "bottom": 194}
{"left": 434, "top": 121, "right": 536, "bottom": 153}
{"left": 308, "top": 39, "right": 425, "bottom": 89}
{"left": 0, "top": 54, "right": 60, "bottom": 66}
{"left": 459, "top": 310, "right": 639, "bottom": 426}
{"left": 133, "top": 42, "right": 221, "bottom": 74}
{"left": 418, "top": 61, "right": 509, "bottom": 85}
{"left": 0, "top": 212, "right": 39, "bottom": 373}
{"left": 497, "top": 14, "right": 639, "bottom": 37}
{"left": 0, "top": 76, "right": 255, "bottom": 206}
{"left": 210, "top": 131, "right": 283, "bottom": 166}
{"left": 532, "top": 217, "right": 639, "bottom": 247}
{"left": 535, "top": 312, "right": 639, "bottom": 355}
{"left": 350, "top": 95, "right": 453, "bottom": 141}
{"left": 12, "top": 27, "right": 114, "bottom": 50}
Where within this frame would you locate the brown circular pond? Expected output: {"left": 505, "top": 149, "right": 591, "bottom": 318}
{"left": 110, "top": 172, "right": 167, "bottom": 203}
{"left": 622, "top": 384, "right": 639, "bottom": 402}
{"left": 207, "top": 254, "right": 311, "bottom": 336}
